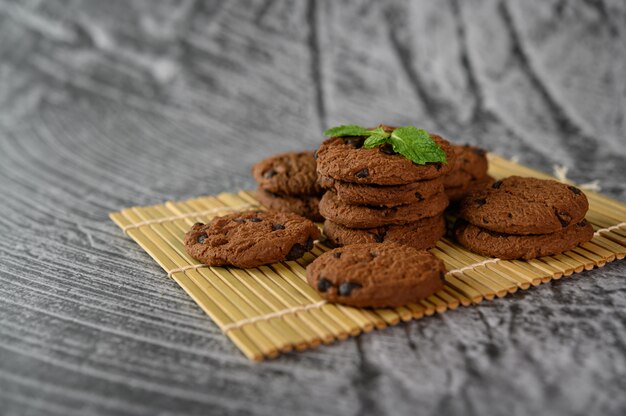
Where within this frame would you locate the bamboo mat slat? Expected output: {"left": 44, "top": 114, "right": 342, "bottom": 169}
{"left": 110, "top": 154, "right": 626, "bottom": 361}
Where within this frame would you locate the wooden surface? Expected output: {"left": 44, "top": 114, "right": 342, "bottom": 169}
{"left": 0, "top": 0, "right": 625, "bottom": 415}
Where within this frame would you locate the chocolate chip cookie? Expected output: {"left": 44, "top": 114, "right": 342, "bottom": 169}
{"left": 318, "top": 175, "right": 444, "bottom": 207}
{"left": 252, "top": 151, "right": 322, "bottom": 196}
{"left": 256, "top": 189, "right": 324, "bottom": 222}
{"left": 457, "top": 176, "right": 589, "bottom": 235}
{"left": 323, "top": 214, "right": 445, "bottom": 250}
{"left": 306, "top": 243, "right": 446, "bottom": 307}
{"left": 184, "top": 210, "right": 321, "bottom": 268}
{"left": 316, "top": 130, "right": 456, "bottom": 185}
{"left": 454, "top": 219, "right": 594, "bottom": 260}
{"left": 319, "top": 191, "right": 449, "bottom": 228}
{"left": 445, "top": 175, "right": 495, "bottom": 203}
{"left": 443, "top": 144, "right": 489, "bottom": 189}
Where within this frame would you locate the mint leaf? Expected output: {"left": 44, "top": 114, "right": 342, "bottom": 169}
{"left": 389, "top": 127, "right": 447, "bottom": 165}
{"left": 363, "top": 133, "right": 388, "bottom": 148}
{"left": 323, "top": 124, "right": 370, "bottom": 137}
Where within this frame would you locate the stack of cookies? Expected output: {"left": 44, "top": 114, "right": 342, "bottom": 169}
{"left": 443, "top": 144, "right": 493, "bottom": 203}
{"left": 454, "top": 176, "right": 594, "bottom": 259}
{"left": 316, "top": 126, "right": 456, "bottom": 250}
{"left": 252, "top": 151, "right": 324, "bottom": 222}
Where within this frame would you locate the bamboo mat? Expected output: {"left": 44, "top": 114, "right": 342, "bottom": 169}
{"left": 109, "top": 154, "right": 626, "bottom": 361}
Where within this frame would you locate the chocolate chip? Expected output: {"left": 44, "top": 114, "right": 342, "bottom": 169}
{"left": 285, "top": 238, "right": 314, "bottom": 261}
{"left": 331, "top": 252, "right": 342, "bottom": 258}
{"left": 507, "top": 213, "right": 513, "bottom": 218}
{"left": 272, "top": 223, "right": 285, "bottom": 231}
{"left": 233, "top": 218, "right": 246, "bottom": 223}
{"left": 250, "top": 217, "right": 262, "bottom": 222}
{"left": 263, "top": 169, "right": 276, "bottom": 179}
{"left": 462, "top": 157, "right": 470, "bottom": 164}
{"left": 415, "top": 192, "right": 424, "bottom": 201}
{"left": 379, "top": 144, "right": 395, "bottom": 155}
{"left": 473, "top": 148, "right": 486, "bottom": 156}
{"left": 556, "top": 211, "right": 571, "bottom": 227}
{"left": 268, "top": 192, "right": 279, "bottom": 199}
{"left": 439, "top": 271, "right": 446, "bottom": 282}
{"left": 475, "top": 198, "right": 487, "bottom": 207}
{"left": 343, "top": 137, "right": 365, "bottom": 148}
{"left": 317, "top": 278, "right": 332, "bottom": 293}
{"left": 338, "top": 282, "right": 362, "bottom": 297}
{"left": 197, "top": 233, "right": 207, "bottom": 244}
{"left": 355, "top": 168, "right": 369, "bottom": 178}
{"left": 313, "top": 150, "right": 318, "bottom": 160}
{"left": 568, "top": 186, "right": 582, "bottom": 195}
{"left": 193, "top": 222, "right": 204, "bottom": 227}
{"left": 579, "top": 219, "right": 588, "bottom": 227}
{"left": 373, "top": 233, "right": 385, "bottom": 243}
{"left": 435, "top": 164, "right": 442, "bottom": 171}
{"left": 492, "top": 180, "right": 502, "bottom": 189}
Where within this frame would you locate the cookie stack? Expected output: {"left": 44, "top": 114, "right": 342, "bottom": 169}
{"left": 252, "top": 151, "right": 324, "bottom": 222}
{"left": 443, "top": 144, "right": 493, "bottom": 203}
{"left": 316, "top": 126, "right": 457, "bottom": 250}
{"left": 454, "top": 176, "right": 594, "bottom": 259}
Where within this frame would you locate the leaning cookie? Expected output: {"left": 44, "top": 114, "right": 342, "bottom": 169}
{"left": 445, "top": 175, "right": 495, "bottom": 204}
{"left": 323, "top": 215, "right": 445, "bottom": 250}
{"left": 458, "top": 176, "right": 589, "bottom": 235}
{"left": 252, "top": 151, "right": 322, "bottom": 196}
{"left": 316, "top": 126, "right": 456, "bottom": 185}
{"left": 443, "top": 144, "right": 489, "bottom": 189}
{"left": 454, "top": 219, "right": 594, "bottom": 260}
{"left": 319, "top": 190, "right": 448, "bottom": 228}
{"left": 306, "top": 243, "right": 446, "bottom": 308}
{"left": 256, "top": 189, "right": 324, "bottom": 222}
{"left": 184, "top": 210, "right": 321, "bottom": 268}
{"left": 318, "top": 175, "right": 444, "bottom": 207}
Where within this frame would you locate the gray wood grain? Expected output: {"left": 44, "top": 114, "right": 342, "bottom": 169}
{"left": 0, "top": 0, "right": 625, "bottom": 415}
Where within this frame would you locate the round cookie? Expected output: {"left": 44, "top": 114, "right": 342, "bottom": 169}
{"left": 445, "top": 175, "right": 495, "bottom": 203}
{"left": 306, "top": 243, "right": 446, "bottom": 308}
{"left": 323, "top": 215, "right": 445, "bottom": 250}
{"left": 319, "top": 191, "right": 449, "bottom": 229}
{"left": 256, "top": 189, "right": 324, "bottom": 222}
{"left": 184, "top": 210, "right": 321, "bottom": 269}
{"left": 457, "top": 176, "right": 589, "bottom": 235}
{"left": 454, "top": 219, "right": 594, "bottom": 260}
{"left": 318, "top": 175, "right": 444, "bottom": 207}
{"left": 443, "top": 144, "right": 489, "bottom": 189}
{"left": 316, "top": 128, "right": 456, "bottom": 185}
{"left": 252, "top": 151, "right": 322, "bottom": 196}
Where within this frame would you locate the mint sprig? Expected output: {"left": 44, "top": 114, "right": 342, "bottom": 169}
{"left": 323, "top": 124, "right": 447, "bottom": 165}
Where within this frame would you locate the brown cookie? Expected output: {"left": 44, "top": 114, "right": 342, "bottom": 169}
{"left": 443, "top": 144, "right": 489, "bottom": 189}
{"left": 306, "top": 243, "right": 445, "bottom": 308}
{"left": 318, "top": 175, "right": 444, "bottom": 207}
{"left": 319, "top": 191, "right": 449, "bottom": 229}
{"left": 184, "top": 210, "right": 321, "bottom": 269}
{"left": 316, "top": 127, "right": 456, "bottom": 185}
{"left": 252, "top": 151, "right": 322, "bottom": 196}
{"left": 256, "top": 189, "right": 324, "bottom": 222}
{"left": 458, "top": 176, "right": 589, "bottom": 235}
{"left": 445, "top": 175, "right": 495, "bottom": 203}
{"left": 454, "top": 219, "right": 594, "bottom": 260}
{"left": 323, "top": 214, "right": 445, "bottom": 250}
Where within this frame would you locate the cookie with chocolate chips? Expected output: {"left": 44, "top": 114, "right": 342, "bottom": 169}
{"left": 316, "top": 126, "right": 456, "bottom": 185}
{"left": 454, "top": 219, "right": 594, "bottom": 260}
{"left": 306, "top": 243, "right": 446, "bottom": 307}
{"left": 319, "top": 190, "right": 448, "bottom": 228}
{"left": 318, "top": 175, "right": 444, "bottom": 207}
{"left": 184, "top": 210, "right": 321, "bottom": 268}
{"left": 457, "top": 176, "right": 589, "bottom": 235}
{"left": 252, "top": 151, "right": 322, "bottom": 196}
{"left": 443, "top": 144, "right": 489, "bottom": 189}
{"left": 256, "top": 189, "right": 323, "bottom": 222}
{"left": 323, "top": 215, "right": 445, "bottom": 250}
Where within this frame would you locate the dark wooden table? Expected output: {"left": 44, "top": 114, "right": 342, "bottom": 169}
{"left": 1, "top": 1, "right": 625, "bottom": 415}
